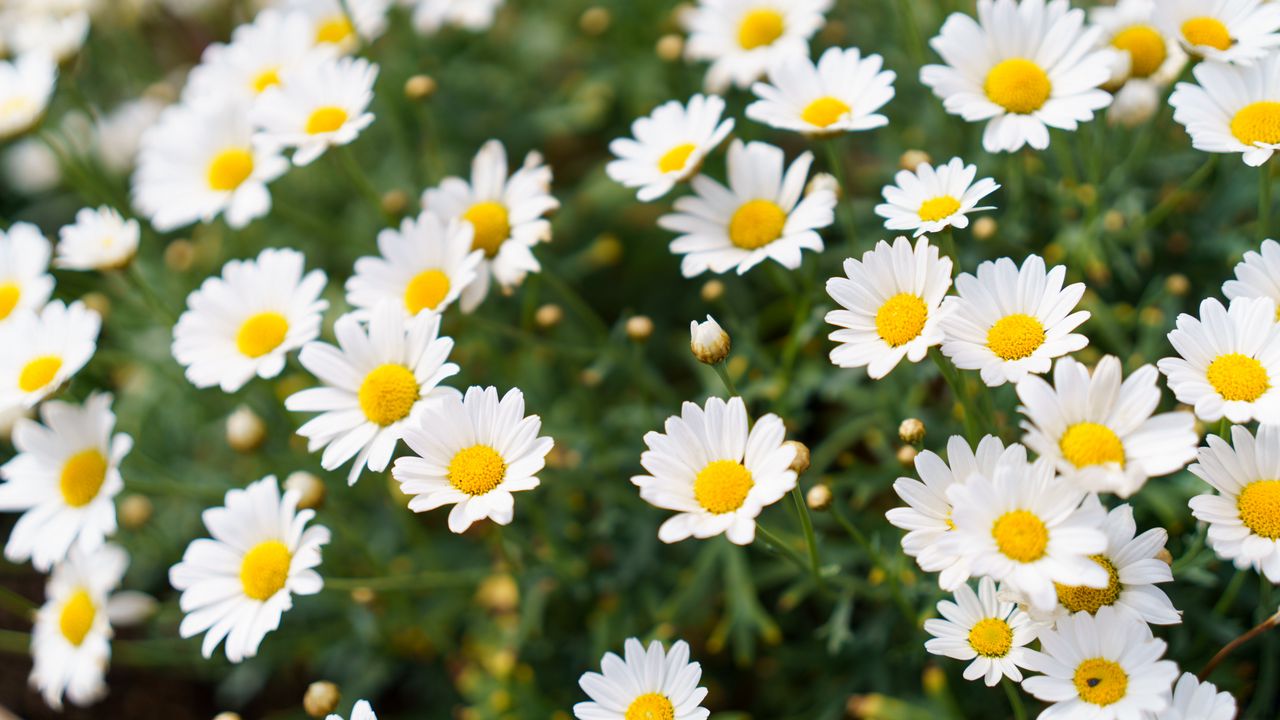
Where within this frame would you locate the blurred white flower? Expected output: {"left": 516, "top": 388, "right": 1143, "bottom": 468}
{"left": 252, "top": 55, "right": 378, "bottom": 166}
{"left": 409, "top": 0, "right": 504, "bottom": 34}
{"left": 0, "top": 300, "right": 100, "bottom": 411}
{"left": 93, "top": 97, "right": 166, "bottom": 174}
{"left": 2, "top": 137, "right": 61, "bottom": 194}
{"left": 56, "top": 206, "right": 141, "bottom": 271}
{"left": 0, "top": 222, "right": 54, "bottom": 324}
{"left": 0, "top": 53, "right": 58, "bottom": 141}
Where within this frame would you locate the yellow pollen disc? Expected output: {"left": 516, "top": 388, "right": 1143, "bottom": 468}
{"left": 658, "top": 143, "right": 697, "bottom": 174}
{"left": 251, "top": 67, "right": 281, "bottom": 94}
{"left": 1182, "top": 16, "right": 1232, "bottom": 51}
{"left": 984, "top": 58, "right": 1052, "bottom": 114}
{"left": 404, "top": 268, "right": 452, "bottom": 314}
{"left": 0, "top": 96, "right": 34, "bottom": 120}
{"left": 801, "top": 96, "right": 852, "bottom": 129}
{"left": 737, "top": 8, "right": 784, "bottom": 50}
{"left": 315, "top": 15, "right": 354, "bottom": 45}
{"left": 236, "top": 311, "right": 289, "bottom": 358}
{"left": 625, "top": 693, "right": 675, "bottom": 720}
{"left": 728, "top": 199, "right": 787, "bottom": 250}
{"left": 18, "top": 355, "right": 62, "bottom": 394}
{"left": 0, "top": 282, "right": 19, "bottom": 320}
{"left": 240, "top": 540, "right": 291, "bottom": 601}
{"left": 1231, "top": 102, "right": 1280, "bottom": 147}
{"left": 918, "top": 195, "right": 961, "bottom": 223}
{"left": 1111, "top": 25, "right": 1167, "bottom": 78}
{"left": 306, "top": 105, "right": 349, "bottom": 135}
{"left": 986, "top": 313, "right": 1046, "bottom": 361}
{"left": 991, "top": 509, "right": 1049, "bottom": 563}
{"left": 358, "top": 364, "right": 419, "bottom": 426}
{"left": 60, "top": 449, "right": 107, "bottom": 508}
{"left": 1238, "top": 480, "right": 1280, "bottom": 539}
{"left": 463, "top": 201, "right": 512, "bottom": 258}
{"left": 207, "top": 148, "right": 254, "bottom": 192}
{"left": 448, "top": 444, "right": 507, "bottom": 496}
{"left": 58, "top": 589, "right": 96, "bottom": 646}
{"left": 1073, "top": 658, "right": 1129, "bottom": 707}
{"left": 1055, "top": 555, "right": 1122, "bottom": 614}
{"left": 875, "top": 293, "right": 928, "bottom": 347}
{"left": 1059, "top": 422, "right": 1126, "bottom": 468}
{"left": 1206, "top": 352, "right": 1270, "bottom": 402}
{"left": 694, "top": 459, "right": 754, "bottom": 514}
{"left": 967, "top": 617, "right": 1013, "bottom": 658}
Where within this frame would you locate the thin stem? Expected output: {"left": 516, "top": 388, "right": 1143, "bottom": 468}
{"left": 1219, "top": 418, "right": 1233, "bottom": 441}
{"left": 1136, "top": 155, "right": 1217, "bottom": 234}
{"left": 790, "top": 487, "right": 824, "bottom": 588}
{"left": 0, "top": 585, "right": 35, "bottom": 621}
{"left": 540, "top": 270, "right": 611, "bottom": 338}
{"left": 822, "top": 139, "right": 858, "bottom": 251}
{"left": 1002, "top": 677, "right": 1029, "bottom": 720}
{"left": 1212, "top": 569, "right": 1248, "bottom": 616}
{"left": 123, "top": 263, "right": 178, "bottom": 324}
{"left": 829, "top": 499, "right": 917, "bottom": 623}
{"left": 712, "top": 362, "right": 739, "bottom": 397}
{"left": 754, "top": 524, "right": 812, "bottom": 577}
{"left": 931, "top": 348, "right": 982, "bottom": 444}
{"left": 1199, "top": 612, "right": 1280, "bottom": 681}
{"left": 335, "top": 145, "right": 389, "bottom": 221}
{"left": 324, "top": 568, "right": 488, "bottom": 591}
{"left": 1261, "top": 164, "right": 1273, "bottom": 242}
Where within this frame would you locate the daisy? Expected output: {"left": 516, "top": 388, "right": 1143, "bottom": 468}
{"left": 1189, "top": 424, "right": 1280, "bottom": 581}
{"left": 924, "top": 576, "right": 1040, "bottom": 686}
{"left": 573, "top": 638, "right": 710, "bottom": 720}
{"left": 55, "top": 206, "right": 141, "bottom": 271}
{"left": 420, "top": 140, "right": 559, "bottom": 312}
{"left": 0, "top": 52, "right": 57, "bottom": 140}
{"left": 133, "top": 99, "right": 289, "bottom": 231}
{"left": 921, "top": 0, "right": 1113, "bottom": 153}
{"left": 606, "top": 94, "right": 735, "bottom": 202}
{"left": 0, "top": 393, "right": 130, "bottom": 572}
{"left": 1016, "top": 355, "right": 1198, "bottom": 497}
{"left": 183, "top": 9, "right": 329, "bottom": 107}
{"left": 1157, "top": 296, "right": 1280, "bottom": 424}
{"left": 1162, "top": 673, "right": 1237, "bottom": 720}
{"left": 824, "top": 236, "right": 954, "bottom": 379}
{"left": 286, "top": 0, "right": 391, "bottom": 52}
{"left": 328, "top": 700, "right": 377, "bottom": 720}
{"left": 0, "top": 221, "right": 54, "bottom": 323}
{"left": 939, "top": 254, "right": 1091, "bottom": 388}
{"left": 1022, "top": 607, "right": 1179, "bottom": 719}
{"left": 873, "top": 157, "right": 999, "bottom": 237}
{"left": 659, "top": 139, "right": 835, "bottom": 277}
{"left": 285, "top": 303, "right": 460, "bottom": 485}
{"left": 1157, "top": 0, "right": 1280, "bottom": 65}
{"left": 0, "top": 300, "right": 100, "bottom": 411}
{"left": 1224, "top": 238, "right": 1280, "bottom": 312}
{"left": 346, "top": 211, "right": 483, "bottom": 317}
{"left": 1, "top": 3, "right": 89, "bottom": 63}
{"left": 252, "top": 55, "right": 378, "bottom": 166}
{"left": 1091, "top": 0, "right": 1185, "bottom": 89}
{"left": 1170, "top": 53, "right": 1280, "bottom": 166}
{"left": 172, "top": 247, "right": 328, "bottom": 393}
{"left": 393, "top": 386, "right": 553, "bottom": 533}
{"left": 683, "top": 0, "right": 832, "bottom": 93}
{"left": 410, "top": 0, "right": 505, "bottom": 34}
{"left": 631, "top": 396, "right": 796, "bottom": 545}
{"left": 169, "top": 475, "right": 330, "bottom": 663}
{"left": 745, "top": 46, "right": 896, "bottom": 136}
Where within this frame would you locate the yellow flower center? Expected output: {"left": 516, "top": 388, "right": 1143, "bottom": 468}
{"left": 737, "top": 8, "right": 784, "bottom": 50}
{"left": 875, "top": 293, "right": 928, "bottom": 348}
{"left": 58, "top": 589, "right": 96, "bottom": 646}
{"left": 625, "top": 693, "right": 675, "bottom": 720}
{"left": 967, "top": 617, "right": 1014, "bottom": 658}
{"left": 728, "top": 199, "right": 787, "bottom": 250}
{"left": 306, "top": 106, "right": 349, "bottom": 135}
{"left": 239, "top": 540, "right": 291, "bottom": 601}
{"left": 315, "top": 15, "right": 354, "bottom": 45}
{"left": 357, "top": 364, "right": 420, "bottom": 426}
{"left": 251, "top": 67, "right": 281, "bottom": 94}
{"left": 991, "top": 509, "right": 1049, "bottom": 563}
{"left": 404, "top": 269, "right": 452, "bottom": 314}
{"left": 986, "top": 313, "right": 1046, "bottom": 361}
{"left": 984, "top": 58, "right": 1052, "bottom": 114}
{"left": 18, "top": 355, "right": 62, "bottom": 394}
{"left": 1230, "top": 102, "right": 1280, "bottom": 147}
{"left": 1073, "top": 658, "right": 1129, "bottom": 707}
{"left": 0, "top": 282, "right": 20, "bottom": 320}
{"left": 448, "top": 444, "right": 507, "bottom": 496}
{"left": 1182, "top": 16, "right": 1232, "bottom": 51}
{"left": 1111, "top": 25, "right": 1167, "bottom": 78}
{"left": 235, "top": 311, "right": 289, "bottom": 358}
{"left": 1059, "top": 422, "right": 1126, "bottom": 468}
{"left": 694, "top": 459, "right": 754, "bottom": 514}
{"left": 1055, "top": 555, "right": 1122, "bottom": 614}
{"left": 1206, "top": 352, "right": 1270, "bottom": 402}
{"left": 60, "top": 449, "right": 107, "bottom": 508}
{"left": 0, "top": 96, "right": 35, "bottom": 121}
{"left": 1238, "top": 480, "right": 1280, "bottom": 539}
{"left": 801, "top": 96, "right": 852, "bottom": 129}
{"left": 918, "top": 195, "right": 961, "bottom": 223}
{"left": 207, "top": 148, "right": 254, "bottom": 192}
{"left": 463, "top": 201, "right": 511, "bottom": 258}
{"left": 658, "top": 143, "right": 697, "bottom": 174}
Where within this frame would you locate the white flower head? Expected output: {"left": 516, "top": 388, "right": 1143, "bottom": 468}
{"left": 607, "top": 94, "right": 734, "bottom": 202}
{"left": 0, "top": 221, "right": 54, "bottom": 323}
{"left": 1109, "top": 78, "right": 1163, "bottom": 127}
{"left": 1225, "top": 238, "right": 1280, "bottom": 310}
{"left": 346, "top": 210, "right": 483, "bottom": 318}
{"left": 683, "top": 0, "right": 832, "bottom": 93}
{"left": 0, "top": 300, "right": 100, "bottom": 411}
{"left": 1157, "top": 0, "right": 1280, "bottom": 65}
{"left": 1162, "top": 673, "right": 1237, "bottom": 720}
{"left": 0, "top": 53, "right": 57, "bottom": 140}
{"left": 55, "top": 206, "right": 141, "bottom": 271}
{"left": 327, "top": 700, "right": 378, "bottom": 720}
{"left": 573, "top": 638, "right": 710, "bottom": 720}
{"left": 252, "top": 55, "right": 378, "bottom": 166}
{"left": 1091, "top": 0, "right": 1186, "bottom": 89}
{"left": 1171, "top": 53, "right": 1280, "bottom": 167}
{"left": 411, "top": 0, "right": 505, "bottom": 34}
{"left": 184, "top": 9, "right": 333, "bottom": 107}
{"left": 924, "top": 576, "right": 1041, "bottom": 686}
{"left": 286, "top": 0, "right": 391, "bottom": 52}
{"left": 1189, "top": 424, "right": 1280, "bottom": 581}
{"left": 746, "top": 46, "right": 896, "bottom": 137}
{"left": 874, "top": 157, "right": 999, "bottom": 237}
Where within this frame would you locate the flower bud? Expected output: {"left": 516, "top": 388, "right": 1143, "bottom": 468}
{"left": 805, "top": 483, "right": 832, "bottom": 511}
{"left": 226, "top": 405, "right": 265, "bottom": 453}
{"left": 972, "top": 216, "right": 997, "bottom": 241}
{"left": 303, "top": 681, "right": 340, "bottom": 718}
{"left": 896, "top": 445, "right": 918, "bottom": 467}
{"left": 805, "top": 172, "right": 840, "bottom": 199}
{"left": 579, "top": 7, "right": 611, "bottom": 34}
{"left": 213, "top": 714, "right": 242, "bottom": 720}
{"left": 625, "top": 315, "right": 654, "bottom": 342}
{"left": 405, "top": 74, "right": 437, "bottom": 101}
{"left": 120, "top": 494, "right": 153, "bottom": 530}
{"left": 690, "top": 315, "right": 730, "bottom": 365}
{"left": 381, "top": 189, "right": 409, "bottom": 216}
{"left": 898, "top": 418, "right": 925, "bottom": 445}
{"left": 783, "top": 440, "right": 810, "bottom": 474}
{"left": 700, "top": 279, "right": 724, "bottom": 302}
{"left": 535, "top": 303, "right": 563, "bottom": 328}
{"left": 898, "top": 149, "right": 931, "bottom": 172}
{"left": 656, "top": 34, "right": 684, "bottom": 62}
{"left": 285, "top": 471, "right": 326, "bottom": 510}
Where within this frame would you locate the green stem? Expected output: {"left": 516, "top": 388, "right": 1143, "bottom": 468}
{"left": 336, "top": 145, "right": 389, "bottom": 221}
{"left": 0, "top": 586, "right": 35, "bottom": 621}
{"left": 712, "top": 362, "right": 739, "bottom": 397}
{"left": 754, "top": 524, "right": 812, "bottom": 577}
{"left": 1213, "top": 569, "right": 1248, "bottom": 616}
{"left": 829, "top": 500, "right": 916, "bottom": 624}
{"left": 540, "top": 270, "right": 611, "bottom": 338}
{"left": 822, "top": 139, "right": 858, "bottom": 251}
{"left": 123, "top": 263, "right": 178, "bottom": 324}
{"left": 0, "top": 628, "right": 27, "bottom": 653}
{"left": 790, "top": 487, "right": 824, "bottom": 588}
{"left": 1137, "top": 155, "right": 1217, "bottom": 234}
{"left": 1261, "top": 164, "right": 1273, "bottom": 242}
{"left": 931, "top": 348, "right": 982, "bottom": 444}
{"left": 1002, "top": 677, "right": 1029, "bottom": 720}
{"left": 1219, "top": 418, "right": 1233, "bottom": 441}
{"left": 324, "top": 568, "right": 489, "bottom": 592}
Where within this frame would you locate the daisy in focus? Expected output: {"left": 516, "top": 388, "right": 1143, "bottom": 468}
{"left": 1157, "top": 0, "right": 1280, "bottom": 65}
{"left": 393, "top": 386, "right": 553, "bottom": 533}
{"left": 1225, "top": 238, "right": 1280, "bottom": 311}
{"left": 1170, "top": 53, "right": 1280, "bottom": 166}
{"left": 0, "top": 221, "right": 54, "bottom": 322}
{"left": 327, "top": 700, "right": 377, "bottom": 720}
{"left": 632, "top": 396, "right": 796, "bottom": 545}
{"left": 683, "top": 0, "right": 832, "bottom": 93}
{"left": 172, "top": 247, "right": 328, "bottom": 393}
{"left": 346, "top": 211, "right": 483, "bottom": 317}
{"left": 607, "top": 94, "right": 734, "bottom": 202}
{"left": 873, "top": 157, "right": 999, "bottom": 237}
{"left": 0, "top": 300, "right": 100, "bottom": 411}
{"left": 1163, "top": 673, "right": 1237, "bottom": 720}
{"left": 286, "top": 303, "right": 460, "bottom": 485}
{"left": 252, "top": 55, "right": 378, "bottom": 166}
{"left": 1092, "top": 0, "right": 1184, "bottom": 89}
{"left": 824, "top": 236, "right": 953, "bottom": 379}
{"left": 183, "top": 9, "right": 329, "bottom": 106}
{"left": 573, "top": 638, "right": 710, "bottom": 720}
{"left": 0, "top": 53, "right": 57, "bottom": 140}
{"left": 659, "top": 139, "right": 835, "bottom": 277}
{"left": 745, "top": 46, "right": 896, "bottom": 136}
{"left": 1189, "top": 424, "right": 1280, "bottom": 581}
{"left": 410, "top": 0, "right": 505, "bottom": 34}
{"left": 924, "top": 576, "right": 1039, "bottom": 687}
{"left": 169, "top": 476, "right": 330, "bottom": 663}
{"left": 55, "top": 206, "right": 141, "bottom": 271}
{"left": 939, "top": 254, "right": 1091, "bottom": 387}
{"left": 1157, "top": 296, "right": 1280, "bottom": 424}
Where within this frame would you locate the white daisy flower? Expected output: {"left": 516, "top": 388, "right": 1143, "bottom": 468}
{"left": 1021, "top": 606, "right": 1179, "bottom": 719}
{"left": 55, "top": 206, "right": 141, "bottom": 271}
{"left": 285, "top": 303, "right": 461, "bottom": 485}
{"left": 0, "top": 300, "right": 100, "bottom": 412}
{"left": 631, "top": 396, "right": 796, "bottom": 546}
{"left": 1, "top": 3, "right": 88, "bottom": 63}
{"left": 745, "top": 46, "right": 896, "bottom": 136}
{"left": 924, "top": 576, "right": 1040, "bottom": 687}
{"left": 1016, "top": 355, "right": 1198, "bottom": 498}
{"left": 184, "top": 9, "right": 330, "bottom": 107}
{"left": 93, "top": 97, "right": 166, "bottom": 175}
{"left": 1108, "top": 78, "right": 1163, "bottom": 127}
{"left": 939, "top": 254, "right": 1091, "bottom": 388}
{"left": 683, "top": 0, "right": 832, "bottom": 93}
{"left": 573, "top": 638, "right": 710, "bottom": 720}
{"left": 133, "top": 99, "right": 289, "bottom": 231}
{"left": 168, "top": 475, "right": 330, "bottom": 663}
{"left": 1170, "top": 52, "right": 1280, "bottom": 167}
{"left": 1091, "top": 0, "right": 1185, "bottom": 90}
{"left": 606, "top": 94, "right": 735, "bottom": 202}
{"left": 1157, "top": 296, "right": 1280, "bottom": 424}
{"left": 172, "top": 247, "right": 328, "bottom": 393}
{"left": 1189, "top": 424, "right": 1280, "bottom": 582}
{"left": 252, "top": 55, "right": 378, "bottom": 166}
{"left": 873, "top": 157, "right": 999, "bottom": 238}
{"left": 393, "top": 386, "right": 553, "bottom": 533}
{"left": 346, "top": 211, "right": 483, "bottom": 318}
{"left": 0, "top": 221, "right": 54, "bottom": 323}
{"left": 1162, "top": 673, "right": 1237, "bottom": 720}
{"left": 420, "top": 140, "right": 559, "bottom": 312}
{"left": 659, "top": 139, "right": 835, "bottom": 277}
{"left": 327, "top": 700, "right": 377, "bottom": 720}
{"left": 1225, "top": 238, "right": 1280, "bottom": 313}
{"left": 286, "top": 0, "right": 391, "bottom": 52}
{"left": 0, "top": 53, "right": 57, "bottom": 140}
{"left": 410, "top": 0, "right": 505, "bottom": 34}
{"left": 1157, "top": 0, "right": 1280, "bottom": 66}
{"left": 824, "top": 236, "right": 954, "bottom": 379}
{"left": 921, "top": 0, "right": 1113, "bottom": 153}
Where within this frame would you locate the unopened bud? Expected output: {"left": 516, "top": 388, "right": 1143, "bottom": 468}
{"left": 899, "top": 149, "right": 931, "bottom": 172}
{"left": 806, "top": 483, "right": 832, "bottom": 511}
{"left": 81, "top": 291, "right": 111, "bottom": 320}
{"left": 898, "top": 418, "right": 925, "bottom": 445}
{"left": 226, "top": 405, "right": 265, "bottom": 453}
{"left": 1156, "top": 548, "right": 1173, "bottom": 565}
{"left": 579, "top": 7, "right": 610, "bottom": 34}
{"left": 381, "top": 189, "right": 409, "bottom": 216}
{"left": 213, "top": 714, "right": 242, "bottom": 720}
{"left": 285, "top": 471, "right": 326, "bottom": 510}
{"left": 303, "top": 681, "right": 340, "bottom": 718}
{"left": 656, "top": 34, "right": 684, "bottom": 62}
{"left": 535, "top": 303, "right": 563, "bottom": 328}
{"left": 690, "top": 314, "right": 730, "bottom": 364}
{"left": 805, "top": 172, "right": 840, "bottom": 199}
{"left": 405, "top": 74, "right": 437, "bottom": 101}
{"left": 164, "top": 238, "right": 195, "bottom": 272}
{"left": 896, "top": 445, "right": 918, "bottom": 467}
{"left": 972, "top": 216, "right": 997, "bottom": 241}
{"left": 626, "top": 315, "right": 654, "bottom": 342}
{"left": 784, "top": 440, "right": 810, "bottom": 474}
{"left": 1165, "top": 274, "right": 1189, "bottom": 296}
{"left": 700, "top": 279, "right": 724, "bottom": 302}
{"left": 120, "top": 494, "right": 153, "bottom": 530}
{"left": 476, "top": 573, "right": 520, "bottom": 613}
